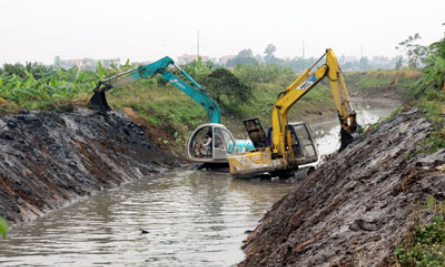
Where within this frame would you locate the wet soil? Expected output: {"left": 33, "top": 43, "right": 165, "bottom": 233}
{"left": 0, "top": 109, "right": 182, "bottom": 224}
{"left": 239, "top": 110, "right": 445, "bottom": 266}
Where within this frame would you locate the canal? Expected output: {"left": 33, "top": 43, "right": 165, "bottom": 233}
{"left": 0, "top": 97, "right": 399, "bottom": 266}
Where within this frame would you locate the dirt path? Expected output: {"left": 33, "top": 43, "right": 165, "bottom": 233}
{"left": 239, "top": 110, "right": 445, "bottom": 266}
{"left": 0, "top": 109, "right": 182, "bottom": 224}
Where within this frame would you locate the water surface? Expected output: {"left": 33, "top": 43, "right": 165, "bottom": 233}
{"left": 0, "top": 171, "right": 294, "bottom": 266}
{"left": 312, "top": 97, "right": 399, "bottom": 155}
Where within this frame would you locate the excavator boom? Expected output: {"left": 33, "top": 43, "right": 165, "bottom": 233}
{"left": 89, "top": 57, "right": 221, "bottom": 123}
{"left": 271, "top": 49, "right": 356, "bottom": 157}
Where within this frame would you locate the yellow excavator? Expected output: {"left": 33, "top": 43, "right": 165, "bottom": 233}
{"left": 228, "top": 49, "right": 358, "bottom": 178}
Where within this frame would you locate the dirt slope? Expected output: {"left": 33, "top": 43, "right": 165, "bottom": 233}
{"left": 0, "top": 109, "right": 181, "bottom": 224}
{"left": 240, "top": 110, "right": 445, "bottom": 267}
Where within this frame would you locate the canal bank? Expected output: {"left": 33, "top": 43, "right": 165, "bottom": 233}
{"left": 239, "top": 110, "right": 445, "bottom": 266}
{"left": 0, "top": 109, "right": 183, "bottom": 224}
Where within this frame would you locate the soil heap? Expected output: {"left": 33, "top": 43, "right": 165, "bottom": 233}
{"left": 0, "top": 109, "right": 181, "bottom": 224}
{"left": 240, "top": 110, "right": 445, "bottom": 266}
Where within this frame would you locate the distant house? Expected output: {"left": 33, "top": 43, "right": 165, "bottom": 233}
{"left": 57, "top": 58, "right": 93, "bottom": 70}
{"left": 56, "top": 58, "right": 120, "bottom": 70}
{"left": 177, "top": 54, "right": 210, "bottom": 65}
{"left": 218, "top": 55, "right": 235, "bottom": 65}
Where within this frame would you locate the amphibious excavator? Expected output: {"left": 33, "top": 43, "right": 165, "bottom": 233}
{"left": 228, "top": 49, "right": 358, "bottom": 178}
{"left": 89, "top": 57, "right": 253, "bottom": 164}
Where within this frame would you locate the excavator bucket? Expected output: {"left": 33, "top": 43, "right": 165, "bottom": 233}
{"left": 89, "top": 91, "right": 111, "bottom": 113}
{"left": 339, "top": 127, "right": 354, "bottom": 152}
{"left": 338, "top": 112, "right": 358, "bottom": 152}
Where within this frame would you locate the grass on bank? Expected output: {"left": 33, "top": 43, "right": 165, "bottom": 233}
{"left": 409, "top": 90, "right": 445, "bottom": 156}
{"left": 395, "top": 197, "right": 445, "bottom": 266}
{"left": 344, "top": 69, "right": 422, "bottom": 97}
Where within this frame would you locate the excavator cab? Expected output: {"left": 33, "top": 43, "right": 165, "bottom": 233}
{"left": 243, "top": 118, "right": 319, "bottom": 165}
{"left": 187, "top": 123, "right": 243, "bottom": 163}
{"left": 287, "top": 122, "right": 318, "bottom": 165}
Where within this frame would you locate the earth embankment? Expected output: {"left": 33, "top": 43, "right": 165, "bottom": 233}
{"left": 240, "top": 110, "right": 445, "bottom": 266}
{"left": 0, "top": 109, "right": 181, "bottom": 224}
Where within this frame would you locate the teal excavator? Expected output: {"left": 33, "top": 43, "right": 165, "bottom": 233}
{"left": 89, "top": 57, "right": 254, "bottom": 164}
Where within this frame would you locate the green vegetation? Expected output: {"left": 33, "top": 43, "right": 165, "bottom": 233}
{"left": 107, "top": 62, "right": 335, "bottom": 138}
{"left": 0, "top": 217, "right": 7, "bottom": 240}
{"left": 395, "top": 197, "right": 445, "bottom": 266}
{"left": 395, "top": 33, "right": 428, "bottom": 69}
{"left": 410, "top": 25, "right": 445, "bottom": 156}
{"left": 0, "top": 63, "right": 99, "bottom": 115}
{"left": 204, "top": 68, "right": 251, "bottom": 104}
{"left": 234, "top": 63, "right": 293, "bottom": 85}
{"left": 416, "top": 31, "right": 445, "bottom": 95}
{"left": 408, "top": 90, "right": 445, "bottom": 157}
{"left": 1, "top": 56, "right": 425, "bottom": 144}
{"left": 344, "top": 69, "right": 422, "bottom": 97}
{"left": 108, "top": 82, "right": 207, "bottom": 137}
{"left": 391, "top": 26, "right": 445, "bottom": 266}
{"left": 0, "top": 59, "right": 339, "bottom": 141}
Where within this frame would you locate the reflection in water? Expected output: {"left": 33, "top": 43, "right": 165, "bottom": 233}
{"left": 311, "top": 97, "right": 399, "bottom": 155}
{"left": 0, "top": 171, "right": 294, "bottom": 267}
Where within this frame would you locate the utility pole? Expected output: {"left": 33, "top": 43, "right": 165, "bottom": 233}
{"left": 197, "top": 30, "right": 200, "bottom": 58}
{"left": 302, "top": 40, "right": 305, "bottom": 60}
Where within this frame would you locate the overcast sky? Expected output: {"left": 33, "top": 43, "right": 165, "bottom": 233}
{"left": 1, "top": 0, "right": 444, "bottom": 64}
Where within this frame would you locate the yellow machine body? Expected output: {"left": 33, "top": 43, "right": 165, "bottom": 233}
{"left": 229, "top": 49, "right": 357, "bottom": 177}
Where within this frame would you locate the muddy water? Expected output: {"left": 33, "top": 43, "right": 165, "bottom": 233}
{"left": 0, "top": 171, "right": 293, "bottom": 266}
{"left": 311, "top": 97, "right": 399, "bottom": 155}
{"left": 0, "top": 98, "right": 399, "bottom": 266}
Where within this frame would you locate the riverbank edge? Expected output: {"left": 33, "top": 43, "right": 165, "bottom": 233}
{"left": 0, "top": 109, "right": 188, "bottom": 226}
{"left": 238, "top": 109, "right": 445, "bottom": 266}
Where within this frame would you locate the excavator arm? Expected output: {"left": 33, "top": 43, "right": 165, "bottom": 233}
{"left": 89, "top": 56, "right": 221, "bottom": 123}
{"left": 228, "top": 49, "right": 358, "bottom": 177}
{"left": 271, "top": 49, "right": 357, "bottom": 159}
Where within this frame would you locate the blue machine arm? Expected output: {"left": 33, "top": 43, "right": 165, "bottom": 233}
{"left": 90, "top": 56, "right": 221, "bottom": 123}
{"left": 159, "top": 71, "right": 220, "bottom": 123}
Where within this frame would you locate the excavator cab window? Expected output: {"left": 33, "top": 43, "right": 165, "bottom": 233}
{"left": 291, "top": 123, "right": 318, "bottom": 164}
{"left": 267, "top": 126, "right": 306, "bottom": 160}
{"left": 187, "top": 124, "right": 238, "bottom": 162}
{"left": 190, "top": 126, "right": 213, "bottom": 158}
{"left": 286, "top": 127, "right": 304, "bottom": 159}
{"left": 243, "top": 118, "right": 268, "bottom": 149}
{"left": 267, "top": 123, "right": 318, "bottom": 164}
{"left": 214, "top": 127, "right": 236, "bottom": 159}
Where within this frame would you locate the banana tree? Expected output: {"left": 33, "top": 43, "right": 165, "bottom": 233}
{"left": 417, "top": 55, "right": 445, "bottom": 94}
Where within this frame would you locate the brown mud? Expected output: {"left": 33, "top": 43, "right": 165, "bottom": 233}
{"left": 0, "top": 109, "right": 182, "bottom": 224}
{"left": 239, "top": 110, "right": 445, "bottom": 266}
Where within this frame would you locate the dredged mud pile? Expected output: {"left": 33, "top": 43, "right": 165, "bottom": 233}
{"left": 240, "top": 110, "right": 445, "bottom": 267}
{"left": 0, "top": 109, "right": 181, "bottom": 224}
